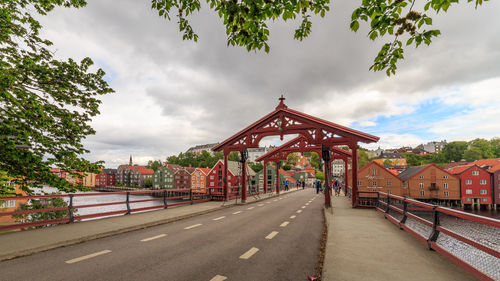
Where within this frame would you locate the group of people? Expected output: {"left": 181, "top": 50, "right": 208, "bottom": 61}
{"left": 315, "top": 178, "right": 344, "bottom": 196}
{"left": 283, "top": 179, "right": 307, "bottom": 191}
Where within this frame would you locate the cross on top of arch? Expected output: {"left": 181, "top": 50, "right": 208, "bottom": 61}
{"left": 212, "top": 96, "right": 379, "bottom": 153}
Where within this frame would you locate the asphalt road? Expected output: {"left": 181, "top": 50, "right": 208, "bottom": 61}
{"left": 0, "top": 189, "right": 324, "bottom": 281}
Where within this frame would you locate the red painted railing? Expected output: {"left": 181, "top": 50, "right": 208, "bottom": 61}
{"left": 0, "top": 188, "right": 209, "bottom": 232}
{"left": 349, "top": 189, "right": 500, "bottom": 281}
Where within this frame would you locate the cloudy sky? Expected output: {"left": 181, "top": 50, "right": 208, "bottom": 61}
{"left": 38, "top": 0, "right": 500, "bottom": 168}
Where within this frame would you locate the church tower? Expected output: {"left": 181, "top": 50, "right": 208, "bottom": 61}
{"left": 129, "top": 155, "right": 132, "bottom": 166}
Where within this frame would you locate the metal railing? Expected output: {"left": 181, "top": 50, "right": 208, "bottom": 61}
{"left": 0, "top": 188, "right": 210, "bottom": 232}
{"left": 350, "top": 190, "right": 500, "bottom": 281}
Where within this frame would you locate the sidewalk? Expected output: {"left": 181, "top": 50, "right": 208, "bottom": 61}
{"left": 322, "top": 195, "right": 475, "bottom": 281}
{"left": 0, "top": 189, "right": 296, "bottom": 261}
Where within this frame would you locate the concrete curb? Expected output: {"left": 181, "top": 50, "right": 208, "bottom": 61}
{"left": 0, "top": 189, "right": 300, "bottom": 262}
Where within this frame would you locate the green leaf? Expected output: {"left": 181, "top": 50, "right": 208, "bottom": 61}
{"left": 406, "top": 37, "right": 414, "bottom": 45}
{"left": 350, "top": 20, "right": 360, "bottom": 32}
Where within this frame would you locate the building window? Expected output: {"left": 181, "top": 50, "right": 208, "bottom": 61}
{"left": 419, "top": 182, "right": 424, "bottom": 188}
{"left": 0, "top": 200, "right": 16, "bottom": 208}
{"left": 465, "top": 180, "right": 472, "bottom": 185}
{"left": 357, "top": 181, "right": 362, "bottom": 186}
{"left": 480, "top": 189, "right": 487, "bottom": 194}
{"left": 465, "top": 189, "right": 472, "bottom": 194}
{"left": 472, "top": 170, "right": 479, "bottom": 176}
{"left": 218, "top": 170, "right": 222, "bottom": 175}
{"left": 387, "top": 180, "right": 391, "bottom": 186}
{"left": 210, "top": 182, "right": 214, "bottom": 186}
{"left": 228, "top": 176, "right": 231, "bottom": 180}
{"left": 210, "top": 175, "right": 214, "bottom": 180}
{"left": 444, "top": 191, "right": 449, "bottom": 197}
{"left": 419, "top": 175, "right": 424, "bottom": 179}
{"left": 420, "top": 190, "right": 425, "bottom": 196}
{"left": 466, "top": 198, "right": 471, "bottom": 202}
{"left": 443, "top": 175, "right": 448, "bottom": 179}
{"left": 372, "top": 181, "right": 377, "bottom": 187}
{"left": 372, "top": 169, "right": 376, "bottom": 176}
{"left": 443, "top": 183, "right": 448, "bottom": 189}
{"left": 387, "top": 190, "right": 391, "bottom": 194}
{"left": 482, "top": 198, "right": 488, "bottom": 202}
{"left": 479, "top": 180, "right": 487, "bottom": 185}
{"left": 403, "top": 182, "right": 407, "bottom": 188}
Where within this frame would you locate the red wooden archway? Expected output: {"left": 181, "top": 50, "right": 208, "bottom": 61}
{"left": 212, "top": 96, "right": 379, "bottom": 207}
{"left": 255, "top": 135, "right": 353, "bottom": 206}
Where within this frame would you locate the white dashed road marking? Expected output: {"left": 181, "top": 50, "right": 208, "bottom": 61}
{"left": 65, "top": 250, "right": 111, "bottom": 264}
{"left": 240, "top": 247, "right": 259, "bottom": 259}
{"left": 247, "top": 207, "right": 254, "bottom": 210}
{"left": 290, "top": 215, "right": 296, "bottom": 219}
{"left": 140, "top": 234, "right": 167, "bottom": 242}
{"left": 280, "top": 221, "right": 289, "bottom": 227}
{"left": 213, "top": 216, "right": 225, "bottom": 221}
{"left": 210, "top": 275, "right": 228, "bottom": 281}
{"left": 302, "top": 206, "right": 306, "bottom": 209}
{"left": 233, "top": 211, "right": 242, "bottom": 215}
{"left": 265, "top": 231, "right": 279, "bottom": 239}
{"left": 297, "top": 210, "right": 302, "bottom": 213}
{"left": 184, "top": 224, "right": 202, "bottom": 230}
{"left": 258, "top": 204, "right": 264, "bottom": 206}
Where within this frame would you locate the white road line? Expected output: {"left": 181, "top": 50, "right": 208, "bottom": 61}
{"left": 280, "top": 221, "right": 290, "bottom": 227}
{"left": 240, "top": 247, "right": 259, "bottom": 259}
{"left": 265, "top": 231, "right": 279, "bottom": 239}
{"left": 290, "top": 215, "right": 296, "bottom": 219}
{"left": 65, "top": 250, "right": 111, "bottom": 264}
{"left": 184, "top": 223, "right": 202, "bottom": 230}
{"left": 213, "top": 216, "right": 226, "bottom": 221}
{"left": 247, "top": 207, "right": 254, "bottom": 210}
{"left": 302, "top": 206, "right": 306, "bottom": 209}
{"left": 210, "top": 275, "right": 228, "bottom": 281}
{"left": 266, "top": 202, "right": 271, "bottom": 204}
{"left": 140, "top": 234, "right": 167, "bottom": 242}
{"left": 273, "top": 199, "right": 278, "bottom": 202}
{"left": 258, "top": 204, "right": 264, "bottom": 206}
{"left": 297, "top": 210, "right": 302, "bottom": 213}
{"left": 233, "top": 211, "right": 242, "bottom": 215}
{"left": 306, "top": 203, "right": 310, "bottom": 205}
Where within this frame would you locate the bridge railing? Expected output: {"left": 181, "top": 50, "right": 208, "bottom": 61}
{"left": 0, "top": 188, "right": 210, "bottom": 232}
{"left": 350, "top": 190, "right": 500, "bottom": 281}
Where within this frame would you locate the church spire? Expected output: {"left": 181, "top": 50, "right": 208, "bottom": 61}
{"left": 129, "top": 155, "right": 132, "bottom": 166}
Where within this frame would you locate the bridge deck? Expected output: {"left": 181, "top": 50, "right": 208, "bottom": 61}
{"left": 323, "top": 195, "right": 475, "bottom": 281}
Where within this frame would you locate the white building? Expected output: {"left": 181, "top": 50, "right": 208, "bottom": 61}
{"left": 332, "top": 159, "right": 345, "bottom": 177}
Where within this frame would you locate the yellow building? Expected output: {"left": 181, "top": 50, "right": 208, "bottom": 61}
{"left": 82, "top": 173, "right": 96, "bottom": 188}
{"left": 374, "top": 151, "right": 407, "bottom": 168}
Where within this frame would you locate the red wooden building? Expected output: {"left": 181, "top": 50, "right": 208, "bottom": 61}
{"left": 448, "top": 165, "right": 493, "bottom": 206}
{"left": 95, "top": 168, "right": 116, "bottom": 187}
{"left": 488, "top": 164, "right": 500, "bottom": 205}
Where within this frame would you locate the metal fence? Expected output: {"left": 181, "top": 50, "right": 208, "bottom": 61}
{"left": 349, "top": 189, "right": 500, "bottom": 281}
{"left": 0, "top": 189, "right": 210, "bottom": 232}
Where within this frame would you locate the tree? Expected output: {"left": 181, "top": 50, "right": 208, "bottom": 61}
{"left": 248, "top": 162, "right": 263, "bottom": 173}
{"left": 0, "top": 1, "right": 113, "bottom": 194}
{"left": 286, "top": 153, "right": 299, "bottom": 167}
{"left": 442, "top": 141, "right": 468, "bottom": 162}
{"left": 382, "top": 159, "right": 392, "bottom": 168}
{"left": 309, "top": 152, "right": 322, "bottom": 170}
{"left": 151, "top": 0, "right": 488, "bottom": 76}
{"left": 316, "top": 171, "right": 325, "bottom": 181}
{"left": 403, "top": 152, "right": 422, "bottom": 166}
{"left": 463, "top": 147, "right": 482, "bottom": 162}
{"left": 469, "top": 138, "right": 494, "bottom": 159}
{"left": 13, "top": 197, "right": 72, "bottom": 229}
{"left": 358, "top": 149, "right": 371, "bottom": 169}
{"left": 147, "top": 160, "right": 162, "bottom": 171}
{"left": 144, "top": 177, "right": 153, "bottom": 188}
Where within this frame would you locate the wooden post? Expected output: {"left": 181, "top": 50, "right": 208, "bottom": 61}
{"left": 224, "top": 151, "right": 229, "bottom": 201}
{"left": 344, "top": 158, "right": 349, "bottom": 196}
{"left": 275, "top": 161, "right": 280, "bottom": 194}
{"left": 350, "top": 143, "right": 359, "bottom": 208}
{"left": 263, "top": 161, "right": 267, "bottom": 194}
{"left": 242, "top": 158, "right": 247, "bottom": 203}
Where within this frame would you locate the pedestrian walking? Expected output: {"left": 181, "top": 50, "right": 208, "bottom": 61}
{"left": 315, "top": 179, "right": 321, "bottom": 194}
{"left": 302, "top": 180, "right": 305, "bottom": 190}
{"left": 284, "top": 179, "right": 289, "bottom": 191}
